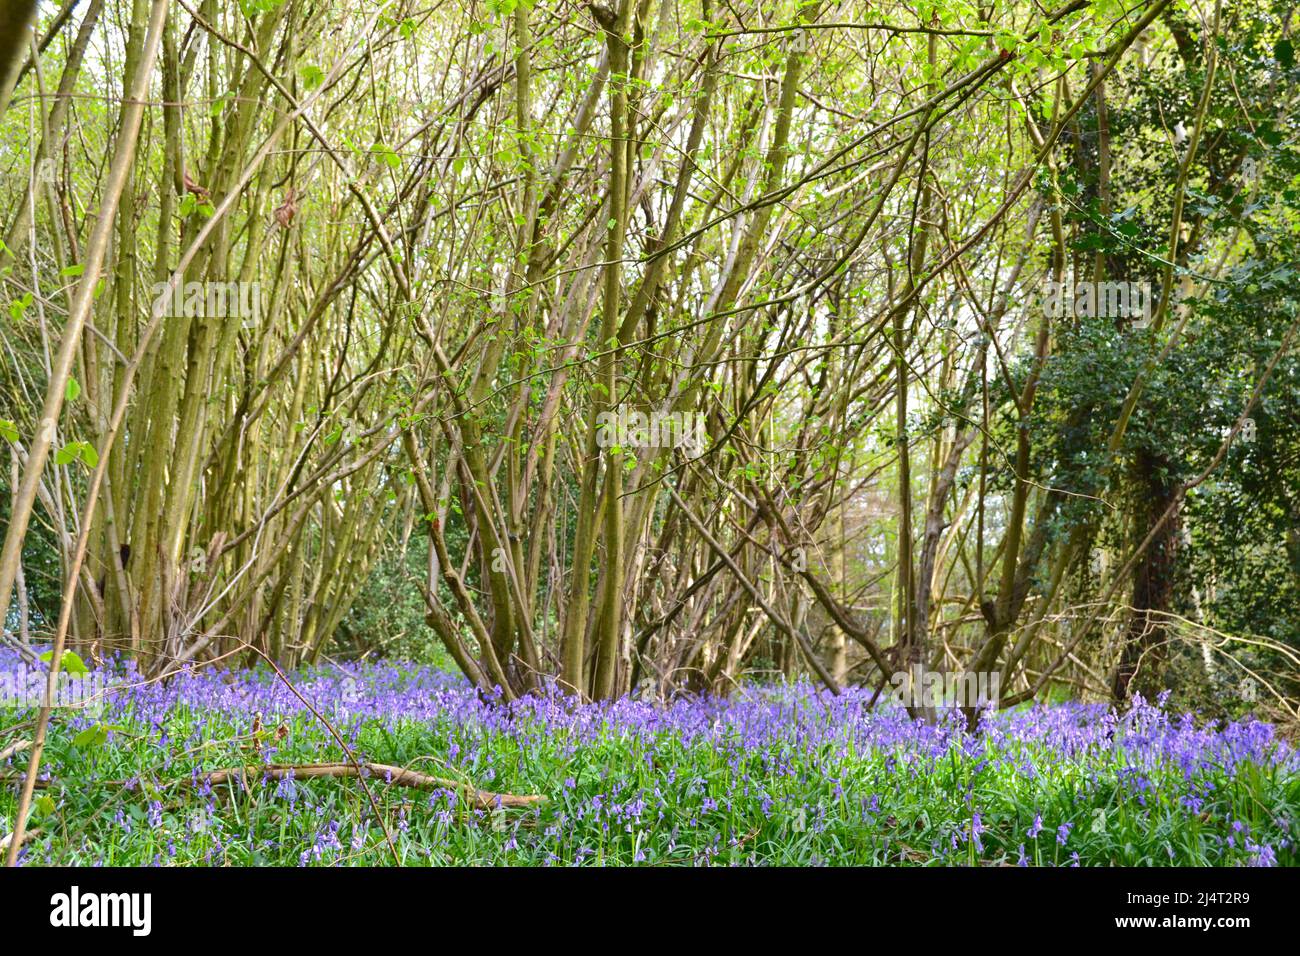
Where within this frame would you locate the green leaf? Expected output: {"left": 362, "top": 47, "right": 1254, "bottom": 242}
{"left": 239, "top": 0, "right": 283, "bottom": 16}
{"left": 65, "top": 377, "right": 81, "bottom": 402}
{"left": 37, "top": 650, "right": 88, "bottom": 676}
{"left": 371, "top": 142, "right": 401, "bottom": 170}
{"left": 61, "top": 263, "right": 85, "bottom": 277}
{"left": 0, "top": 419, "right": 17, "bottom": 443}
{"left": 54, "top": 443, "right": 78, "bottom": 466}
{"left": 60, "top": 650, "right": 89, "bottom": 676}
{"left": 9, "top": 292, "right": 33, "bottom": 322}
{"left": 73, "top": 725, "right": 108, "bottom": 748}
{"left": 300, "top": 64, "right": 325, "bottom": 90}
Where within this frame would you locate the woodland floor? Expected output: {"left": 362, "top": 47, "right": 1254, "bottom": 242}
{"left": 1, "top": 652, "right": 1296, "bottom": 866}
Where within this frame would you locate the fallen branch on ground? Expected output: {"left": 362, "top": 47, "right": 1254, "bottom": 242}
{"left": 193, "top": 763, "right": 546, "bottom": 809}
{"left": 0, "top": 827, "right": 40, "bottom": 854}
{"left": 0, "top": 739, "right": 31, "bottom": 762}
{"left": 0, "top": 772, "right": 47, "bottom": 789}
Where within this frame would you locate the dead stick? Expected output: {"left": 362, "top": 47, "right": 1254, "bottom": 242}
{"left": 245, "top": 648, "right": 401, "bottom": 863}
{"left": 0, "top": 739, "right": 31, "bottom": 763}
{"left": 0, "top": 827, "right": 40, "bottom": 855}
{"left": 192, "top": 763, "right": 546, "bottom": 810}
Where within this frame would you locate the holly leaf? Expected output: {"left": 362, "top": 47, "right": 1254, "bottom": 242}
{"left": 1276, "top": 39, "right": 1295, "bottom": 69}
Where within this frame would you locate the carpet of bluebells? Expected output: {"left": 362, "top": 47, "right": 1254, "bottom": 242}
{"left": 1, "top": 649, "right": 1297, "bottom": 866}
